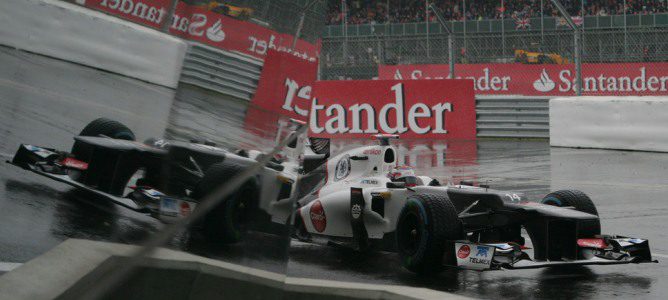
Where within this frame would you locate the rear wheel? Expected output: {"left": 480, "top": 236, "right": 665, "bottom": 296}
{"left": 396, "top": 193, "right": 462, "bottom": 274}
{"left": 542, "top": 189, "right": 601, "bottom": 235}
{"left": 192, "top": 162, "right": 259, "bottom": 244}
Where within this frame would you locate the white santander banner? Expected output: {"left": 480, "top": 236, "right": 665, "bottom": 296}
{"left": 380, "top": 63, "right": 668, "bottom": 96}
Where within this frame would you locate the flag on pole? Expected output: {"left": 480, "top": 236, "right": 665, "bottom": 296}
{"left": 515, "top": 17, "right": 530, "bottom": 29}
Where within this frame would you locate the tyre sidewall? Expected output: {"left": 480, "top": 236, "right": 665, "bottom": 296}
{"left": 397, "top": 198, "right": 430, "bottom": 271}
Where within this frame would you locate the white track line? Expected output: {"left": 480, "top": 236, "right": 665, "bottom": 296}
{"left": 0, "top": 152, "right": 12, "bottom": 158}
{"left": 652, "top": 253, "right": 668, "bottom": 259}
{"left": 0, "top": 262, "right": 23, "bottom": 272}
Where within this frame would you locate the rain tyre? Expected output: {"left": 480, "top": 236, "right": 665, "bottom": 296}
{"left": 396, "top": 193, "right": 462, "bottom": 274}
{"left": 193, "top": 162, "right": 259, "bottom": 244}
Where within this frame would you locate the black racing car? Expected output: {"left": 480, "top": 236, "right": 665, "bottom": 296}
{"left": 8, "top": 118, "right": 317, "bottom": 243}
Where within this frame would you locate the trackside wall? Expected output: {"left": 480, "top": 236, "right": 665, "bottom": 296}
{"left": 550, "top": 96, "right": 668, "bottom": 152}
{"left": 0, "top": 0, "right": 186, "bottom": 89}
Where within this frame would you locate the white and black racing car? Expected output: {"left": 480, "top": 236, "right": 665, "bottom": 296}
{"left": 8, "top": 118, "right": 325, "bottom": 243}
{"left": 9, "top": 118, "right": 657, "bottom": 274}
{"left": 290, "top": 134, "right": 656, "bottom": 273}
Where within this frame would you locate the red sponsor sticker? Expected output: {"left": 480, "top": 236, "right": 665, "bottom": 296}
{"left": 363, "top": 149, "right": 382, "bottom": 155}
{"left": 61, "top": 157, "right": 88, "bottom": 170}
{"left": 180, "top": 202, "right": 191, "bottom": 217}
{"left": 309, "top": 200, "right": 327, "bottom": 232}
{"left": 577, "top": 238, "right": 608, "bottom": 249}
{"left": 457, "top": 244, "right": 471, "bottom": 259}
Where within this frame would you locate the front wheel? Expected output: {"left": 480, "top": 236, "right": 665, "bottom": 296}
{"left": 396, "top": 193, "right": 462, "bottom": 274}
{"left": 542, "top": 189, "right": 601, "bottom": 235}
{"left": 71, "top": 118, "right": 135, "bottom": 162}
{"left": 192, "top": 162, "right": 259, "bottom": 244}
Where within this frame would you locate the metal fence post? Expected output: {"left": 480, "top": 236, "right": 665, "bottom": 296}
{"left": 425, "top": 0, "right": 430, "bottom": 58}
{"left": 160, "top": 0, "right": 178, "bottom": 33}
{"left": 551, "top": 0, "right": 582, "bottom": 95}
{"left": 574, "top": 30, "right": 582, "bottom": 96}
{"left": 448, "top": 34, "right": 455, "bottom": 78}
{"left": 428, "top": 3, "right": 455, "bottom": 78}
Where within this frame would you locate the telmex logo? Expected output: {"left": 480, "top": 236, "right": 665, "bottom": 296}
{"left": 309, "top": 83, "right": 453, "bottom": 135}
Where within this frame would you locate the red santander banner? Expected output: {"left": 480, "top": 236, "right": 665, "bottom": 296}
{"left": 380, "top": 63, "right": 668, "bottom": 96}
{"left": 243, "top": 50, "right": 317, "bottom": 140}
{"left": 79, "top": 0, "right": 319, "bottom": 61}
{"left": 309, "top": 80, "right": 476, "bottom": 139}
{"left": 250, "top": 50, "right": 318, "bottom": 121}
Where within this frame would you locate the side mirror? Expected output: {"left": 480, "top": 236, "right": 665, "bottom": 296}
{"left": 386, "top": 182, "right": 406, "bottom": 189}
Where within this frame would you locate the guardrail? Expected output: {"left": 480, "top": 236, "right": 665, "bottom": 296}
{"left": 476, "top": 96, "right": 550, "bottom": 139}
{"left": 179, "top": 42, "right": 263, "bottom": 101}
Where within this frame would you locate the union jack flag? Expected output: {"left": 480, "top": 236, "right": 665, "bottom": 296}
{"left": 515, "top": 17, "right": 530, "bottom": 30}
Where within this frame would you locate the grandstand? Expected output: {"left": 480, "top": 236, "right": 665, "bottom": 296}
{"left": 326, "top": 0, "right": 668, "bottom": 25}
{"left": 320, "top": 0, "right": 668, "bottom": 80}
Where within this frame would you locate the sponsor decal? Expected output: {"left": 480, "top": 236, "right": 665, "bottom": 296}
{"left": 84, "top": 1, "right": 319, "bottom": 61}
{"left": 363, "top": 149, "right": 382, "bottom": 155}
{"left": 380, "top": 63, "right": 668, "bottom": 96}
{"left": 468, "top": 256, "right": 491, "bottom": 265}
{"left": 334, "top": 155, "right": 351, "bottom": 181}
{"left": 504, "top": 193, "right": 523, "bottom": 202}
{"left": 179, "top": 156, "right": 205, "bottom": 178}
{"left": 180, "top": 201, "right": 191, "bottom": 217}
{"left": 309, "top": 80, "right": 476, "bottom": 139}
{"left": 351, "top": 204, "right": 362, "bottom": 219}
{"left": 577, "top": 238, "right": 608, "bottom": 249}
{"left": 205, "top": 19, "right": 226, "bottom": 42}
{"left": 533, "top": 69, "right": 556, "bottom": 92}
{"left": 160, "top": 197, "right": 177, "bottom": 216}
{"left": 26, "top": 145, "right": 57, "bottom": 158}
{"left": 61, "top": 157, "right": 89, "bottom": 170}
{"left": 455, "top": 243, "right": 494, "bottom": 270}
{"left": 360, "top": 179, "right": 379, "bottom": 185}
{"left": 611, "top": 238, "right": 646, "bottom": 248}
{"left": 143, "top": 189, "right": 164, "bottom": 198}
{"left": 309, "top": 200, "right": 327, "bottom": 232}
{"left": 476, "top": 246, "right": 490, "bottom": 257}
{"left": 457, "top": 244, "right": 471, "bottom": 259}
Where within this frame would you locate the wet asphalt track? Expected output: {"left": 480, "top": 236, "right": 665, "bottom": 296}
{"left": 1, "top": 48, "right": 668, "bottom": 299}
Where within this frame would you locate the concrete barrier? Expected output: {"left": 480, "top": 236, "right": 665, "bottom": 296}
{"left": 0, "top": 0, "right": 186, "bottom": 89}
{"left": 550, "top": 96, "right": 668, "bottom": 152}
{"left": 0, "top": 239, "right": 467, "bottom": 300}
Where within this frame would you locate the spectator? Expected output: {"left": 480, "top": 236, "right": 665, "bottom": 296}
{"left": 326, "top": 0, "right": 668, "bottom": 25}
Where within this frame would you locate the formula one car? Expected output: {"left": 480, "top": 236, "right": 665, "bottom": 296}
{"left": 8, "top": 118, "right": 322, "bottom": 243}
{"left": 292, "top": 134, "right": 656, "bottom": 273}
{"left": 9, "top": 118, "right": 656, "bottom": 274}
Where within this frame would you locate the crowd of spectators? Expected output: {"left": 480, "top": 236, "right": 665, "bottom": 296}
{"left": 326, "top": 0, "right": 668, "bottom": 25}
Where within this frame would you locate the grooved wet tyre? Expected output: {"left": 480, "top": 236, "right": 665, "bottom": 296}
{"left": 192, "top": 162, "right": 259, "bottom": 244}
{"left": 542, "top": 189, "right": 601, "bottom": 235}
{"left": 71, "top": 118, "right": 135, "bottom": 162}
{"left": 396, "top": 193, "right": 462, "bottom": 274}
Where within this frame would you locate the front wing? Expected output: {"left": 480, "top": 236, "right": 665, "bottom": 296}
{"left": 452, "top": 236, "right": 656, "bottom": 271}
{"left": 7, "top": 144, "right": 197, "bottom": 221}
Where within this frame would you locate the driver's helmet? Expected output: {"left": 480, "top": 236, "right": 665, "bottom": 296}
{"left": 388, "top": 166, "right": 418, "bottom": 186}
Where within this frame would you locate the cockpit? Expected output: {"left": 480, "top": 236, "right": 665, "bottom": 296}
{"left": 388, "top": 165, "right": 418, "bottom": 187}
